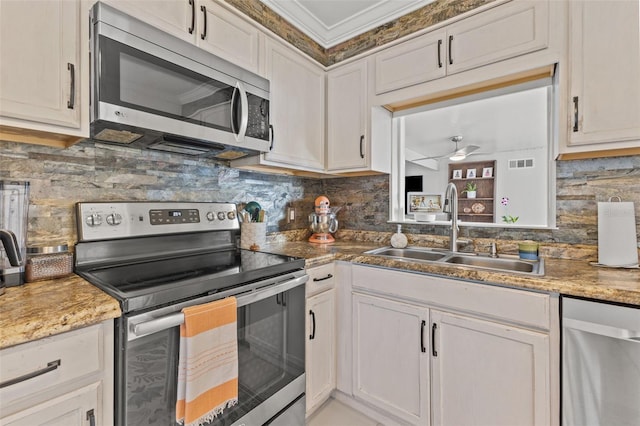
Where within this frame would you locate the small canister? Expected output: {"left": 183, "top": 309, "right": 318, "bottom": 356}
{"left": 25, "top": 244, "right": 74, "bottom": 282}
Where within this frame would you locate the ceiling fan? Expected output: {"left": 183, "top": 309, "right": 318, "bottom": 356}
{"left": 415, "top": 135, "right": 480, "bottom": 162}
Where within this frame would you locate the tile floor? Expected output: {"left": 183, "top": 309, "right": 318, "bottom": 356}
{"left": 307, "top": 398, "right": 382, "bottom": 426}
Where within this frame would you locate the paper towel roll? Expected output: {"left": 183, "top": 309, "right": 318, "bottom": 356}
{"left": 597, "top": 199, "right": 638, "bottom": 267}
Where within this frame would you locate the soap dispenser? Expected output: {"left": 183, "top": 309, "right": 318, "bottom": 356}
{"left": 390, "top": 224, "right": 408, "bottom": 248}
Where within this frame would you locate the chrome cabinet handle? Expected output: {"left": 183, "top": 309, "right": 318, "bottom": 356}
{"left": 188, "top": 0, "right": 195, "bottom": 34}
{"left": 432, "top": 323, "right": 438, "bottom": 357}
{"left": 359, "top": 135, "right": 365, "bottom": 158}
{"left": 572, "top": 96, "right": 579, "bottom": 132}
{"left": 420, "top": 320, "right": 426, "bottom": 353}
{"left": 312, "top": 274, "right": 333, "bottom": 282}
{"left": 86, "top": 409, "right": 96, "bottom": 426}
{"left": 200, "top": 5, "right": 207, "bottom": 40}
{"left": 437, "top": 39, "right": 443, "bottom": 68}
{"left": 309, "top": 310, "right": 316, "bottom": 340}
{"left": 0, "top": 359, "right": 61, "bottom": 389}
{"left": 67, "top": 63, "right": 75, "bottom": 109}
{"left": 448, "top": 35, "right": 454, "bottom": 65}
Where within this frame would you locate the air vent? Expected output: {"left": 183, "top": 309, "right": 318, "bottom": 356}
{"left": 508, "top": 158, "right": 534, "bottom": 169}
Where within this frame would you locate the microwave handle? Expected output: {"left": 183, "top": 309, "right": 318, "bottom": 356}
{"left": 231, "top": 82, "right": 249, "bottom": 141}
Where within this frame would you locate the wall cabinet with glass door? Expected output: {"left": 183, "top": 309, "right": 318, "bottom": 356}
{"left": 562, "top": 0, "right": 640, "bottom": 156}
{"left": 103, "top": 0, "right": 261, "bottom": 74}
{"left": 0, "top": 0, "right": 89, "bottom": 147}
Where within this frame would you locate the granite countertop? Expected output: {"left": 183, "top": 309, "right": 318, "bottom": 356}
{"left": 261, "top": 241, "right": 640, "bottom": 306}
{"left": 0, "top": 275, "right": 121, "bottom": 349}
{"left": 2, "top": 240, "right": 639, "bottom": 350}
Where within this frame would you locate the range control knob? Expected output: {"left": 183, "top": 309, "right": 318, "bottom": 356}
{"left": 206, "top": 211, "right": 215, "bottom": 221}
{"left": 227, "top": 211, "right": 236, "bottom": 220}
{"left": 217, "top": 211, "right": 226, "bottom": 221}
{"left": 85, "top": 213, "right": 102, "bottom": 227}
{"left": 106, "top": 213, "right": 122, "bottom": 226}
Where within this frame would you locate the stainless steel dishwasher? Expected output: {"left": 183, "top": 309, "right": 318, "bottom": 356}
{"left": 562, "top": 297, "right": 640, "bottom": 425}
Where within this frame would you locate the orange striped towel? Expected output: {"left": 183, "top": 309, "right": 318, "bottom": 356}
{"left": 176, "top": 297, "right": 238, "bottom": 426}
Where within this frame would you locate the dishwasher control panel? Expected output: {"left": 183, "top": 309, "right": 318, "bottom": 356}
{"left": 76, "top": 201, "right": 239, "bottom": 241}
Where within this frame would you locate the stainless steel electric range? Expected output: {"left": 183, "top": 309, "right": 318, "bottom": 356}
{"left": 74, "top": 202, "right": 308, "bottom": 426}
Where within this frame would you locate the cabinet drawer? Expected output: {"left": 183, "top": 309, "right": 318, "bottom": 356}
{"left": 306, "top": 263, "right": 335, "bottom": 297}
{"left": 0, "top": 325, "right": 103, "bottom": 411}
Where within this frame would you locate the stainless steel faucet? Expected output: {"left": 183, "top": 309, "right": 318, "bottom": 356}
{"left": 443, "top": 182, "right": 459, "bottom": 252}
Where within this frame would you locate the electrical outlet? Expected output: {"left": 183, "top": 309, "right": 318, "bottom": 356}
{"left": 287, "top": 207, "right": 295, "bottom": 223}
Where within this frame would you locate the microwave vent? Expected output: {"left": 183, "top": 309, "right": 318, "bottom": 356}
{"left": 94, "top": 128, "right": 143, "bottom": 144}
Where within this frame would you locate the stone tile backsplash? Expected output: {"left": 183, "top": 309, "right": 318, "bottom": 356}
{"left": 1, "top": 139, "right": 639, "bottom": 254}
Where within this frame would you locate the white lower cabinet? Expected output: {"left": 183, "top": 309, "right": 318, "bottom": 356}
{"left": 349, "top": 264, "right": 558, "bottom": 426}
{"left": 0, "top": 320, "right": 114, "bottom": 426}
{"left": 1, "top": 383, "right": 100, "bottom": 426}
{"left": 430, "top": 310, "right": 550, "bottom": 426}
{"left": 305, "top": 264, "right": 336, "bottom": 415}
{"left": 352, "top": 293, "right": 430, "bottom": 425}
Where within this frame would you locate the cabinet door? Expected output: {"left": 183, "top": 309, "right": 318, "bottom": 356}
{"left": 1, "top": 382, "right": 100, "bottom": 426}
{"left": 374, "top": 30, "right": 446, "bottom": 95}
{"left": 430, "top": 310, "right": 550, "bottom": 426}
{"left": 447, "top": 0, "right": 548, "bottom": 75}
{"left": 103, "top": 0, "right": 194, "bottom": 43}
{"left": 327, "top": 61, "right": 368, "bottom": 171}
{"left": 306, "top": 288, "right": 336, "bottom": 414}
{"left": 568, "top": 0, "right": 640, "bottom": 146}
{"left": 197, "top": 2, "right": 260, "bottom": 74}
{"left": 352, "top": 292, "right": 429, "bottom": 425}
{"left": 0, "top": 0, "right": 80, "bottom": 128}
{"left": 263, "top": 39, "right": 325, "bottom": 171}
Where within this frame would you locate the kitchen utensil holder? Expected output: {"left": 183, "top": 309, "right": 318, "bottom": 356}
{"left": 240, "top": 222, "right": 266, "bottom": 250}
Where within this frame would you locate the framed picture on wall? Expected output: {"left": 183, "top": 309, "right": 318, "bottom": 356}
{"left": 466, "top": 169, "right": 477, "bottom": 178}
{"left": 452, "top": 169, "right": 463, "bottom": 179}
{"left": 407, "top": 192, "right": 442, "bottom": 213}
{"left": 482, "top": 167, "right": 494, "bottom": 177}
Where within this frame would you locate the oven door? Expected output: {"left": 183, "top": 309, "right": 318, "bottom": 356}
{"left": 117, "top": 273, "right": 307, "bottom": 426}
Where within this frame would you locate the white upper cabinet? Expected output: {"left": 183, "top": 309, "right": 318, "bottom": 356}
{"left": 0, "top": 0, "right": 88, "bottom": 144}
{"left": 374, "top": 30, "right": 447, "bottom": 95}
{"left": 373, "top": 0, "right": 549, "bottom": 95}
{"left": 104, "top": 0, "right": 260, "bottom": 74}
{"left": 565, "top": 0, "right": 640, "bottom": 150}
{"left": 255, "top": 37, "right": 325, "bottom": 171}
{"left": 327, "top": 59, "right": 392, "bottom": 174}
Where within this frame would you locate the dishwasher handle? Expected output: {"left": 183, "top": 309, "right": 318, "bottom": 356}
{"left": 563, "top": 318, "right": 640, "bottom": 341}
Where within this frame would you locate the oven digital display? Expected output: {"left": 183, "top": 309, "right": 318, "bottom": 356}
{"left": 149, "top": 209, "right": 200, "bottom": 225}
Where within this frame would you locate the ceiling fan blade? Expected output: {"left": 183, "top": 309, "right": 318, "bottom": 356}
{"left": 458, "top": 144, "right": 480, "bottom": 155}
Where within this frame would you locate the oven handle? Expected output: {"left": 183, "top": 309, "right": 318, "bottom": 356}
{"left": 131, "top": 274, "right": 308, "bottom": 338}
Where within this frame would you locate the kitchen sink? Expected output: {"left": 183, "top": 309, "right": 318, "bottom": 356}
{"left": 443, "top": 255, "right": 543, "bottom": 275}
{"left": 364, "top": 246, "right": 544, "bottom": 276}
{"left": 364, "top": 247, "right": 448, "bottom": 262}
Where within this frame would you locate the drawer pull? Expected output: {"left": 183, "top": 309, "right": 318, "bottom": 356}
{"left": 313, "top": 273, "right": 333, "bottom": 282}
{"left": 0, "top": 359, "right": 61, "bottom": 388}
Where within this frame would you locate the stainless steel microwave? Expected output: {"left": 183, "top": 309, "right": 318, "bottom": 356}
{"left": 89, "top": 2, "right": 271, "bottom": 159}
